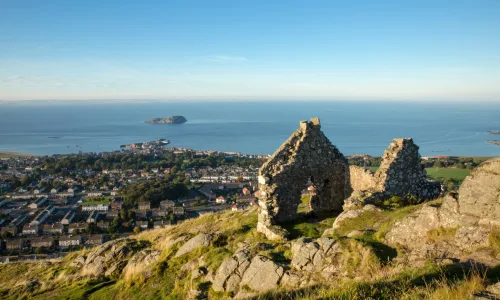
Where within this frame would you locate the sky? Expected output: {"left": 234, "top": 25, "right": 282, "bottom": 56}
{"left": 0, "top": 0, "right": 499, "bottom": 102}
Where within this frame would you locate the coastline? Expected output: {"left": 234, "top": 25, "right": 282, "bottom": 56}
{"left": 0, "top": 151, "right": 35, "bottom": 158}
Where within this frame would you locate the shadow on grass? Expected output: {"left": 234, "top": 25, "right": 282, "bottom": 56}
{"left": 281, "top": 211, "right": 341, "bottom": 240}
{"left": 250, "top": 262, "right": 500, "bottom": 300}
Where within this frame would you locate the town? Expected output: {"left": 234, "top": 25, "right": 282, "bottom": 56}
{"left": 0, "top": 145, "right": 267, "bottom": 261}
{"left": 0, "top": 142, "right": 486, "bottom": 262}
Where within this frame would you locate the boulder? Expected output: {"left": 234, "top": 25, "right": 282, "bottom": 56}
{"left": 212, "top": 249, "right": 251, "bottom": 292}
{"left": 175, "top": 234, "right": 213, "bottom": 258}
{"left": 240, "top": 255, "right": 284, "bottom": 292}
{"left": 458, "top": 157, "right": 500, "bottom": 227}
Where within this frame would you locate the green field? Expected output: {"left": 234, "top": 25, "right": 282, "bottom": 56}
{"left": 425, "top": 167, "right": 470, "bottom": 181}
{"left": 367, "top": 166, "right": 470, "bottom": 181}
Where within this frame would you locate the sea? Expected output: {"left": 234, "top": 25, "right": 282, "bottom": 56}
{"left": 0, "top": 101, "right": 499, "bottom": 157}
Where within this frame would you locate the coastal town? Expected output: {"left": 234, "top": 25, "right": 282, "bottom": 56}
{"left": 0, "top": 139, "right": 489, "bottom": 262}
{"left": 0, "top": 144, "right": 267, "bottom": 261}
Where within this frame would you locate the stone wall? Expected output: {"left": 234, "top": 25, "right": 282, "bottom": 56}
{"left": 346, "top": 138, "right": 440, "bottom": 208}
{"left": 373, "top": 138, "right": 440, "bottom": 199}
{"left": 257, "top": 118, "right": 351, "bottom": 240}
{"left": 349, "top": 165, "right": 376, "bottom": 191}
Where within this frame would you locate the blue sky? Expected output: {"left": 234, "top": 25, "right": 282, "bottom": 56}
{"left": 1, "top": 0, "right": 499, "bottom": 101}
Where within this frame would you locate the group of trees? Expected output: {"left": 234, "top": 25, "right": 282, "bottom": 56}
{"left": 120, "top": 178, "right": 189, "bottom": 208}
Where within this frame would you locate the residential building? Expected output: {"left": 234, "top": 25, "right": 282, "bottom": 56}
{"left": 136, "top": 221, "right": 149, "bottom": 230}
{"left": 172, "top": 207, "right": 185, "bottom": 216}
{"left": 160, "top": 200, "right": 175, "bottom": 209}
{"left": 216, "top": 196, "right": 226, "bottom": 204}
{"left": 138, "top": 201, "right": 151, "bottom": 210}
{"left": 151, "top": 208, "right": 169, "bottom": 218}
{"left": 22, "top": 224, "right": 39, "bottom": 235}
{"left": 153, "top": 220, "right": 171, "bottom": 229}
{"left": 50, "top": 187, "right": 62, "bottom": 194}
{"left": 30, "top": 237, "right": 55, "bottom": 248}
{"left": 68, "top": 222, "right": 88, "bottom": 234}
{"left": 96, "top": 221, "right": 110, "bottom": 231}
{"left": 1, "top": 225, "right": 19, "bottom": 236}
{"left": 86, "top": 210, "right": 101, "bottom": 223}
{"left": 28, "top": 197, "right": 47, "bottom": 209}
{"left": 85, "top": 234, "right": 108, "bottom": 246}
{"left": 29, "top": 205, "right": 55, "bottom": 226}
{"left": 61, "top": 210, "right": 75, "bottom": 225}
{"left": 81, "top": 203, "right": 109, "bottom": 211}
{"left": 42, "top": 223, "right": 64, "bottom": 235}
{"left": 59, "top": 235, "right": 82, "bottom": 248}
{"left": 6, "top": 239, "right": 25, "bottom": 251}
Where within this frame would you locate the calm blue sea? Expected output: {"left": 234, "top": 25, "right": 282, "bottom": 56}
{"left": 0, "top": 101, "right": 499, "bottom": 157}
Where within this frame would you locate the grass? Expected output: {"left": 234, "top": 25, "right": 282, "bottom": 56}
{"left": 81, "top": 197, "right": 111, "bottom": 205}
{"left": 426, "top": 226, "right": 458, "bottom": 243}
{"left": 425, "top": 168, "right": 470, "bottom": 181}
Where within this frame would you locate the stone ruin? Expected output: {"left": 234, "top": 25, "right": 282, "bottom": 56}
{"left": 257, "top": 118, "right": 351, "bottom": 240}
{"left": 345, "top": 138, "right": 440, "bottom": 209}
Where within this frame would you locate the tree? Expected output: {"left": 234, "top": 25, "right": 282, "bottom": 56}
{"left": 133, "top": 226, "right": 141, "bottom": 234}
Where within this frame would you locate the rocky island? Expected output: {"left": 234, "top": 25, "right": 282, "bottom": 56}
{"left": 145, "top": 116, "right": 187, "bottom": 124}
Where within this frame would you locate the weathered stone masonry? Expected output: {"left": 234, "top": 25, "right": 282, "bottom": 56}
{"left": 257, "top": 118, "right": 352, "bottom": 240}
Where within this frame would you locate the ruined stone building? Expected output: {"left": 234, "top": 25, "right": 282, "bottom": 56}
{"left": 257, "top": 118, "right": 351, "bottom": 240}
{"left": 346, "top": 138, "right": 440, "bottom": 209}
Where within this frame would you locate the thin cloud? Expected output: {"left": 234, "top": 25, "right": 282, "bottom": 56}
{"left": 202, "top": 55, "right": 248, "bottom": 62}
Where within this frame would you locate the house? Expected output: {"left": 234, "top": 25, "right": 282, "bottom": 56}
{"left": 6, "top": 239, "right": 25, "bottom": 251}
{"left": 33, "top": 187, "right": 46, "bottom": 194}
{"left": 153, "top": 220, "right": 171, "bottom": 229}
{"left": 29, "top": 205, "right": 55, "bottom": 226}
{"left": 68, "top": 186, "right": 79, "bottom": 194}
{"left": 68, "top": 222, "right": 88, "bottom": 234}
{"left": 81, "top": 203, "right": 109, "bottom": 211}
{"left": 151, "top": 208, "right": 169, "bottom": 218}
{"left": 96, "top": 221, "right": 110, "bottom": 231}
{"left": 22, "top": 224, "right": 39, "bottom": 235}
{"left": 136, "top": 221, "right": 149, "bottom": 230}
{"left": 50, "top": 187, "right": 62, "bottom": 194}
{"left": 110, "top": 198, "right": 123, "bottom": 209}
{"left": 28, "top": 197, "right": 47, "bottom": 209}
{"left": 58, "top": 235, "right": 82, "bottom": 248}
{"left": 237, "top": 195, "right": 257, "bottom": 203}
{"left": 172, "top": 207, "right": 185, "bottom": 216}
{"left": 160, "top": 200, "right": 175, "bottom": 210}
{"left": 135, "top": 209, "right": 151, "bottom": 220}
{"left": 232, "top": 204, "right": 244, "bottom": 211}
{"left": 106, "top": 210, "right": 119, "bottom": 219}
{"left": 61, "top": 210, "right": 75, "bottom": 225}
{"left": 86, "top": 210, "right": 101, "bottom": 223}
{"left": 242, "top": 187, "right": 250, "bottom": 195}
{"left": 42, "top": 223, "right": 64, "bottom": 235}
{"left": 1, "top": 225, "right": 19, "bottom": 236}
{"left": 138, "top": 201, "right": 151, "bottom": 210}
{"left": 216, "top": 196, "right": 226, "bottom": 204}
{"left": 30, "top": 237, "right": 55, "bottom": 248}
{"left": 87, "top": 192, "right": 104, "bottom": 197}
{"left": 85, "top": 234, "right": 108, "bottom": 246}
{"left": 307, "top": 185, "right": 316, "bottom": 191}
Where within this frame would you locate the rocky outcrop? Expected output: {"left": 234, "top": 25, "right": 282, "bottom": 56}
{"left": 79, "top": 239, "right": 134, "bottom": 277}
{"left": 386, "top": 158, "right": 500, "bottom": 264}
{"left": 257, "top": 118, "right": 351, "bottom": 240}
{"left": 175, "top": 233, "right": 213, "bottom": 258}
{"left": 457, "top": 157, "right": 500, "bottom": 227}
{"left": 212, "top": 248, "right": 252, "bottom": 292}
{"left": 240, "top": 255, "right": 284, "bottom": 291}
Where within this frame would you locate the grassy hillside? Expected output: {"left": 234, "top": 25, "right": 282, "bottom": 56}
{"left": 0, "top": 152, "right": 33, "bottom": 158}
{"left": 0, "top": 206, "right": 498, "bottom": 299}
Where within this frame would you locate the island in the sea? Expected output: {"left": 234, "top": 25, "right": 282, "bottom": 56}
{"left": 489, "top": 131, "right": 500, "bottom": 135}
{"left": 145, "top": 116, "right": 187, "bottom": 124}
{"left": 488, "top": 140, "right": 500, "bottom": 146}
